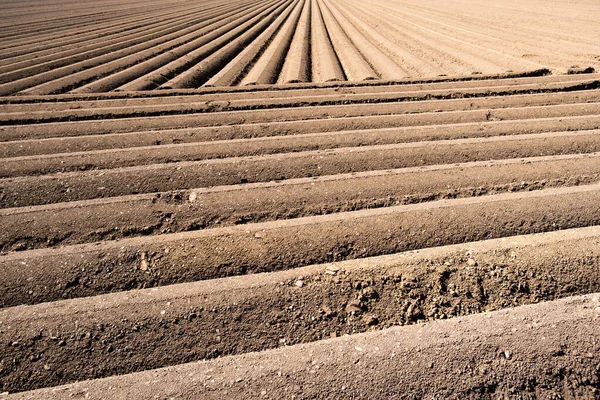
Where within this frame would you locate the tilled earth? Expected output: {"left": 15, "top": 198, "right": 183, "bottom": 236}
{"left": 1, "top": 0, "right": 599, "bottom": 94}
{"left": 2, "top": 72, "right": 600, "bottom": 398}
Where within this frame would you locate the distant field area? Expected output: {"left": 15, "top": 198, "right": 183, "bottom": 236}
{"left": 0, "top": 0, "right": 598, "bottom": 94}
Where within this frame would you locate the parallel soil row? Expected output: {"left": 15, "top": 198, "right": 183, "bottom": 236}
{"left": 12, "top": 291, "right": 600, "bottom": 399}
{"left": 3, "top": 226, "right": 600, "bottom": 393}
{"left": 3, "top": 73, "right": 600, "bottom": 397}
{"left": 1, "top": 153, "right": 599, "bottom": 252}
{"left": 0, "top": 0, "right": 598, "bottom": 94}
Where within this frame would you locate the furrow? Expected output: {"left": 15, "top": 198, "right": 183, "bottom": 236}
{"left": 2, "top": 79, "right": 598, "bottom": 123}
{"left": 310, "top": 0, "right": 344, "bottom": 82}
{"left": 2, "top": 127, "right": 599, "bottom": 178}
{"left": 110, "top": 0, "right": 279, "bottom": 93}
{"left": 204, "top": 0, "right": 300, "bottom": 87}
{"left": 0, "top": 5, "right": 261, "bottom": 96}
{"left": 2, "top": 114, "right": 599, "bottom": 158}
{"left": 318, "top": 0, "right": 377, "bottom": 81}
{"left": 8, "top": 292, "right": 600, "bottom": 398}
{"left": 1, "top": 130, "right": 599, "bottom": 206}
{"left": 2, "top": 72, "right": 595, "bottom": 108}
{"left": 0, "top": 6, "right": 226, "bottom": 79}
{"left": 1, "top": 183, "right": 600, "bottom": 307}
{"left": 15, "top": 1, "right": 279, "bottom": 96}
{"left": 323, "top": 0, "right": 406, "bottom": 79}
{"left": 2, "top": 30, "right": 600, "bottom": 398}
{"left": 239, "top": 0, "right": 306, "bottom": 85}
{"left": 2, "top": 93, "right": 598, "bottom": 140}
{"left": 277, "top": 0, "right": 312, "bottom": 83}
{"left": 0, "top": 153, "right": 598, "bottom": 251}
{"left": 160, "top": 0, "right": 294, "bottom": 89}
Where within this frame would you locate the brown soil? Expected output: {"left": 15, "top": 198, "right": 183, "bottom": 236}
{"left": 2, "top": 227, "right": 600, "bottom": 393}
{"left": 3, "top": 73, "right": 600, "bottom": 397}
{"left": 0, "top": 0, "right": 598, "bottom": 94}
{"left": 11, "top": 293, "right": 600, "bottom": 399}
{"left": 3, "top": 184, "right": 600, "bottom": 308}
{"left": 1, "top": 153, "right": 598, "bottom": 252}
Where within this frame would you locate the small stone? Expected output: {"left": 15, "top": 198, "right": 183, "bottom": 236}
{"left": 330, "top": 332, "right": 337, "bottom": 339}
{"left": 254, "top": 231, "right": 264, "bottom": 239}
{"left": 360, "top": 287, "right": 379, "bottom": 300}
{"left": 235, "top": 378, "right": 243, "bottom": 383}
{"left": 467, "top": 258, "right": 477, "bottom": 266}
{"left": 43, "top": 364, "right": 51, "bottom": 371}
{"left": 362, "top": 314, "right": 379, "bottom": 326}
{"left": 295, "top": 280, "right": 304, "bottom": 288}
{"left": 325, "top": 265, "right": 340, "bottom": 275}
{"left": 188, "top": 192, "right": 197, "bottom": 202}
{"left": 321, "top": 305, "right": 333, "bottom": 317}
{"left": 504, "top": 350, "right": 511, "bottom": 360}
{"left": 346, "top": 299, "right": 363, "bottom": 314}
{"left": 57, "top": 340, "right": 66, "bottom": 347}
{"left": 140, "top": 252, "right": 149, "bottom": 271}
{"left": 406, "top": 302, "right": 423, "bottom": 321}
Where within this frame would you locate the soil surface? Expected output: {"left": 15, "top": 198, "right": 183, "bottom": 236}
{"left": 2, "top": 72, "right": 600, "bottom": 397}
{"left": 7, "top": 292, "right": 600, "bottom": 399}
{"left": 0, "top": 0, "right": 599, "bottom": 94}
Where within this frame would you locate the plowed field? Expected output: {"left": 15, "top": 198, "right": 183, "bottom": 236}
{"left": 2, "top": 0, "right": 600, "bottom": 398}
{"left": 0, "top": 0, "right": 599, "bottom": 95}
{"left": 2, "top": 72, "right": 600, "bottom": 398}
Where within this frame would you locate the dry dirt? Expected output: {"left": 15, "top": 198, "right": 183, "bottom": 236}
{"left": 1, "top": 0, "right": 600, "bottom": 397}
{"left": 2, "top": 72, "right": 600, "bottom": 398}
{"left": 0, "top": 0, "right": 598, "bottom": 94}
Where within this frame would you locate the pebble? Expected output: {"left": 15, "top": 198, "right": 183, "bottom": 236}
{"left": 140, "top": 252, "right": 149, "bottom": 271}
{"left": 188, "top": 192, "right": 197, "bottom": 202}
{"left": 346, "top": 299, "right": 362, "bottom": 314}
{"left": 360, "top": 287, "right": 379, "bottom": 300}
{"left": 325, "top": 265, "right": 340, "bottom": 276}
{"left": 295, "top": 280, "right": 304, "bottom": 288}
{"left": 321, "top": 305, "right": 333, "bottom": 316}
